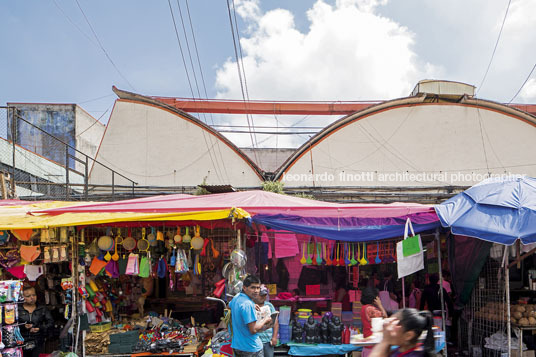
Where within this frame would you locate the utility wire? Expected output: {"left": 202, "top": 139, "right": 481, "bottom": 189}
{"left": 225, "top": 0, "right": 260, "bottom": 165}
{"left": 167, "top": 0, "right": 224, "bottom": 183}
{"left": 476, "top": 0, "right": 512, "bottom": 95}
{"left": 509, "top": 62, "right": 536, "bottom": 103}
{"left": 177, "top": 0, "right": 230, "bottom": 183}
{"left": 184, "top": 0, "right": 215, "bottom": 127}
{"left": 51, "top": 0, "right": 98, "bottom": 48}
{"left": 230, "top": 0, "right": 259, "bottom": 148}
{"left": 167, "top": 0, "right": 195, "bottom": 98}
{"left": 74, "top": 0, "right": 136, "bottom": 91}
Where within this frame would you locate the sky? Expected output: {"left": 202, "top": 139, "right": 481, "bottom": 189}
{"left": 1, "top": 0, "right": 536, "bottom": 148}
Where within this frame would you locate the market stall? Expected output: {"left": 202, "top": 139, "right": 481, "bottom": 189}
{"left": 0, "top": 190, "right": 451, "bottom": 357}
{"left": 435, "top": 176, "right": 536, "bottom": 357}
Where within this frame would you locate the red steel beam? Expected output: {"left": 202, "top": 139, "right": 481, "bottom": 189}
{"left": 152, "top": 97, "right": 379, "bottom": 115}
{"left": 509, "top": 104, "right": 536, "bottom": 117}
{"left": 152, "top": 96, "right": 536, "bottom": 117}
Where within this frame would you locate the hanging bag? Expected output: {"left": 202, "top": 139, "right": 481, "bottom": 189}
{"left": 379, "top": 280, "right": 399, "bottom": 312}
{"left": 396, "top": 218, "right": 424, "bottom": 279}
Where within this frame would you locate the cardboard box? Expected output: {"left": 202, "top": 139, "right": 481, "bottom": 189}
{"left": 510, "top": 350, "right": 535, "bottom": 357}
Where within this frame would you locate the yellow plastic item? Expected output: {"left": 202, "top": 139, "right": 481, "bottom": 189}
{"left": 89, "top": 321, "right": 111, "bottom": 333}
{"left": 105, "top": 300, "right": 113, "bottom": 312}
{"left": 88, "top": 280, "right": 99, "bottom": 292}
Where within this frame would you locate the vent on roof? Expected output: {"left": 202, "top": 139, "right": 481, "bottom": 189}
{"left": 411, "top": 80, "right": 475, "bottom": 100}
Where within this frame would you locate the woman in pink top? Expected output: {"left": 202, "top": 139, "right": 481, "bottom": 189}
{"left": 361, "top": 287, "right": 387, "bottom": 357}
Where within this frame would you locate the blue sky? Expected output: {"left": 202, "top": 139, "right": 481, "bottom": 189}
{"left": 2, "top": 0, "right": 535, "bottom": 147}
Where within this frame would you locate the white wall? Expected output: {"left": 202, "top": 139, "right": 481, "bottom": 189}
{"left": 89, "top": 100, "right": 263, "bottom": 187}
{"left": 75, "top": 106, "right": 105, "bottom": 173}
{"left": 280, "top": 104, "right": 536, "bottom": 187}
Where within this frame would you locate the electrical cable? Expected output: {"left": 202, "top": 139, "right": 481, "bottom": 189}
{"left": 51, "top": 0, "right": 98, "bottom": 48}
{"left": 476, "top": 0, "right": 512, "bottom": 95}
{"left": 509, "top": 62, "right": 536, "bottom": 103}
{"left": 74, "top": 0, "right": 136, "bottom": 91}
{"left": 178, "top": 0, "right": 230, "bottom": 183}
{"left": 167, "top": 0, "right": 225, "bottom": 183}
{"left": 76, "top": 104, "right": 112, "bottom": 138}
{"left": 225, "top": 0, "right": 260, "bottom": 166}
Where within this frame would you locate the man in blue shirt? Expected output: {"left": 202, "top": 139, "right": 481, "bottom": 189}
{"left": 230, "top": 275, "right": 273, "bottom": 357}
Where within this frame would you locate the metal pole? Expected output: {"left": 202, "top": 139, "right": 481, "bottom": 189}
{"left": 65, "top": 144, "right": 70, "bottom": 200}
{"left": 84, "top": 156, "right": 89, "bottom": 200}
{"left": 132, "top": 181, "right": 135, "bottom": 197}
{"left": 436, "top": 229, "right": 448, "bottom": 357}
{"left": 11, "top": 108, "right": 16, "bottom": 195}
{"left": 402, "top": 277, "right": 406, "bottom": 308}
{"left": 111, "top": 171, "right": 115, "bottom": 199}
{"left": 506, "top": 245, "right": 511, "bottom": 357}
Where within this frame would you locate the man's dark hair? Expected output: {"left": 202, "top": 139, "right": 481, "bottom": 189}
{"left": 243, "top": 274, "right": 261, "bottom": 287}
{"left": 361, "top": 286, "right": 379, "bottom": 305}
{"left": 429, "top": 273, "right": 439, "bottom": 285}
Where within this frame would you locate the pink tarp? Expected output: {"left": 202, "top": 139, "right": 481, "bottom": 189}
{"left": 35, "top": 190, "right": 436, "bottom": 218}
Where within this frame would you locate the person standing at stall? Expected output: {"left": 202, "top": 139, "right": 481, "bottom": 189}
{"left": 361, "top": 287, "right": 388, "bottom": 357}
{"left": 19, "top": 286, "right": 54, "bottom": 357}
{"left": 230, "top": 275, "right": 273, "bottom": 357}
{"left": 254, "top": 285, "right": 279, "bottom": 357}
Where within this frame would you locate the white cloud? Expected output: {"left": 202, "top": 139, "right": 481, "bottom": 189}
{"left": 214, "top": 0, "right": 438, "bottom": 147}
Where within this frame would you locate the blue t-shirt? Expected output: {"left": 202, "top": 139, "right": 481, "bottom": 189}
{"left": 229, "top": 292, "right": 262, "bottom": 352}
{"left": 257, "top": 302, "right": 275, "bottom": 343}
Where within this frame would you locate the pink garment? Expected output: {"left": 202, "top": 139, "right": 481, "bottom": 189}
{"left": 443, "top": 280, "right": 452, "bottom": 294}
{"left": 125, "top": 253, "right": 139, "bottom": 275}
{"left": 261, "top": 233, "right": 272, "bottom": 258}
{"left": 7, "top": 265, "right": 26, "bottom": 279}
{"left": 273, "top": 232, "right": 299, "bottom": 258}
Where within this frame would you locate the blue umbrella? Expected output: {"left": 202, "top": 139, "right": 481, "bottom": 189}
{"left": 435, "top": 176, "right": 536, "bottom": 245}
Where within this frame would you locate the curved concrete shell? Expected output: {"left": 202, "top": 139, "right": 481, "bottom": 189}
{"left": 89, "top": 88, "right": 263, "bottom": 188}
{"left": 274, "top": 96, "right": 536, "bottom": 188}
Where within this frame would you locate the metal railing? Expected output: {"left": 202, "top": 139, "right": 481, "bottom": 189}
{"left": 0, "top": 106, "right": 137, "bottom": 200}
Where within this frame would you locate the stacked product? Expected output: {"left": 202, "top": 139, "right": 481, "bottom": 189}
{"left": 297, "top": 308, "right": 312, "bottom": 326}
{"left": 331, "top": 302, "right": 342, "bottom": 319}
{"left": 278, "top": 306, "right": 291, "bottom": 344}
{"left": 352, "top": 301, "right": 362, "bottom": 328}
{"left": 0, "top": 280, "right": 24, "bottom": 357}
{"left": 108, "top": 330, "right": 139, "bottom": 354}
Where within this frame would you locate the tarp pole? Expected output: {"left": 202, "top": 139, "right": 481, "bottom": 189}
{"left": 436, "top": 229, "right": 448, "bottom": 357}
{"left": 402, "top": 277, "right": 406, "bottom": 308}
{"left": 505, "top": 245, "right": 511, "bottom": 357}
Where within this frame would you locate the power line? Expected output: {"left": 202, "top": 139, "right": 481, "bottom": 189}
{"left": 51, "top": 0, "right": 98, "bottom": 48}
{"left": 509, "top": 62, "right": 536, "bottom": 103}
{"left": 167, "top": 0, "right": 195, "bottom": 98}
{"left": 178, "top": 0, "right": 230, "bottom": 183}
{"left": 74, "top": 0, "right": 136, "bottom": 91}
{"left": 166, "top": 0, "right": 225, "bottom": 183}
{"left": 476, "top": 0, "right": 512, "bottom": 95}
{"left": 225, "top": 0, "right": 260, "bottom": 161}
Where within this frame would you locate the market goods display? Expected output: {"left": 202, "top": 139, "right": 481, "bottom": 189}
{"left": 475, "top": 302, "right": 536, "bottom": 326}
{"left": 510, "top": 304, "right": 536, "bottom": 326}
{"left": 474, "top": 302, "right": 507, "bottom": 322}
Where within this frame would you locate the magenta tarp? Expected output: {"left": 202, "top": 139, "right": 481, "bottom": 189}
{"left": 36, "top": 190, "right": 436, "bottom": 218}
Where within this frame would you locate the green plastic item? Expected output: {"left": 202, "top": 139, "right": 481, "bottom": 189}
{"left": 402, "top": 234, "right": 421, "bottom": 257}
{"left": 139, "top": 256, "right": 151, "bottom": 277}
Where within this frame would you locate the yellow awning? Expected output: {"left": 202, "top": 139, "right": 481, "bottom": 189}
{"left": 0, "top": 204, "right": 250, "bottom": 230}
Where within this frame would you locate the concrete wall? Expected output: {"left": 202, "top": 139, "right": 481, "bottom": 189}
{"left": 8, "top": 104, "right": 76, "bottom": 168}
{"left": 75, "top": 106, "right": 105, "bottom": 172}
{"left": 89, "top": 100, "right": 264, "bottom": 187}
{"left": 279, "top": 103, "right": 536, "bottom": 188}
